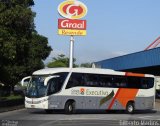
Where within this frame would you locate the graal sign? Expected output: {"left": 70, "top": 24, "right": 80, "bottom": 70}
{"left": 57, "top": 0, "right": 88, "bottom": 68}
{"left": 58, "top": 0, "right": 88, "bottom": 19}
{"left": 58, "top": 19, "right": 87, "bottom": 36}
{"left": 58, "top": 19, "right": 86, "bottom": 30}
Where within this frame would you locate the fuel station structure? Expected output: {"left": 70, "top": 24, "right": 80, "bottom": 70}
{"left": 94, "top": 37, "right": 160, "bottom": 75}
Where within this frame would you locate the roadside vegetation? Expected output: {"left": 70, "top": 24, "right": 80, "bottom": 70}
{"left": 0, "top": 0, "right": 52, "bottom": 99}
{"left": 47, "top": 54, "right": 92, "bottom": 68}
{"left": 0, "top": 94, "right": 23, "bottom": 101}
{"left": 0, "top": 0, "right": 91, "bottom": 108}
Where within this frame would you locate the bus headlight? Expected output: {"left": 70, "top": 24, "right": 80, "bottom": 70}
{"left": 26, "top": 98, "right": 48, "bottom": 104}
{"left": 38, "top": 98, "right": 48, "bottom": 103}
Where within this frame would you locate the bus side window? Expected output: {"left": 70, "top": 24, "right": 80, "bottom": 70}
{"left": 113, "top": 76, "right": 127, "bottom": 88}
{"left": 141, "top": 78, "right": 154, "bottom": 89}
{"left": 141, "top": 78, "right": 148, "bottom": 89}
{"left": 148, "top": 78, "right": 154, "bottom": 88}
{"left": 99, "top": 75, "right": 113, "bottom": 87}
{"left": 84, "top": 74, "right": 99, "bottom": 87}
{"left": 128, "top": 77, "right": 141, "bottom": 89}
{"left": 48, "top": 79, "right": 57, "bottom": 95}
{"left": 66, "top": 73, "right": 84, "bottom": 89}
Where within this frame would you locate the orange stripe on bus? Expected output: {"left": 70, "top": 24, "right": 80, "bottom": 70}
{"left": 108, "top": 88, "right": 139, "bottom": 110}
{"left": 107, "top": 72, "right": 145, "bottom": 110}
{"left": 125, "top": 72, "right": 145, "bottom": 77}
{"left": 116, "top": 88, "right": 139, "bottom": 108}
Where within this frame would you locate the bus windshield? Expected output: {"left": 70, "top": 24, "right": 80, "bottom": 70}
{"left": 26, "top": 73, "right": 68, "bottom": 98}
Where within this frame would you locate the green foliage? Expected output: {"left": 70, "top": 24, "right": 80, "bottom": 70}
{"left": 1, "top": 94, "right": 23, "bottom": 100}
{"left": 0, "top": 0, "right": 52, "bottom": 88}
{"left": 47, "top": 54, "right": 78, "bottom": 68}
{"left": 80, "top": 63, "right": 92, "bottom": 68}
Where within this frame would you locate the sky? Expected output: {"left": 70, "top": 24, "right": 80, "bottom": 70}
{"left": 32, "top": 0, "right": 160, "bottom": 64}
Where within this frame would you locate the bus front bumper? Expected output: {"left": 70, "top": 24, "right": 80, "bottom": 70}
{"left": 25, "top": 97, "right": 49, "bottom": 109}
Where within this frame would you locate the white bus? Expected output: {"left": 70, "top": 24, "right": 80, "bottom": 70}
{"left": 21, "top": 68, "right": 155, "bottom": 114}
{"left": 155, "top": 76, "right": 160, "bottom": 98}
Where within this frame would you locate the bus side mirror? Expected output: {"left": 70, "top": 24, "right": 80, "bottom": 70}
{"left": 44, "top": 76, "right": 60, "bottom": 86}
{"left": 21, "top": 76, "right": 31, "bottom": 86}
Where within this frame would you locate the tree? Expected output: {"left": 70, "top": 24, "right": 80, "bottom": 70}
{"left": 0, "top": 0, "right": 52, "bottom": 90}
{"left": 47, "top": 54, "right": 78, "bottom": 68}
{"left": 80, "top": 63, "right": 92, "bottom": 68}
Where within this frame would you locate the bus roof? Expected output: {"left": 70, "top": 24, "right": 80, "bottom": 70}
{"left": 32, "top": 67, "right": 154, "bottom": 78}
{"left": 33, "top": 68, "right": 121, "bottom": 75}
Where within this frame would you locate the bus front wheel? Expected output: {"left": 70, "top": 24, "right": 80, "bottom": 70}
{"left": 126, "top": 102, "right": 134, "bottom": 114}
{"left": 65, "top": 101, "right": 75, "bottom": 114}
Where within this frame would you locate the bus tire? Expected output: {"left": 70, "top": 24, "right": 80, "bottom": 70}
{"left": 65, "top": 101, "right": 75, "bottom": 114}
{"left": 126, "top": 102, "right": 134, "bottom": 114}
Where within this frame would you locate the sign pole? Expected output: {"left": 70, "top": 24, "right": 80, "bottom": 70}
{"left": 69, "top": 35, "right": 74, "bottom": 68}
{"left": 58, "top": 0, "right": 87, "bottom": 69}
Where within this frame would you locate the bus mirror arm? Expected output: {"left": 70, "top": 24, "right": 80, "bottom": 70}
{"left": 44, "top": 75, "right": 60, "bottom": 86}
{"left": 21, "top": 76, "right": 31, "bottom": 86}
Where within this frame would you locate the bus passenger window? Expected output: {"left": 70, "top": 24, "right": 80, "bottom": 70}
{"left": 141, "top": 79, "right": 148, "bottom": 89}
{"left": 148, "top": 78, "right": 154, "bottom": 88}
{"left": 128, "top": 77, "right": 141, "bottom": 89}
{"left": 84, "top": 74, "right": 99, "bottom": 87}
{"left": 99, "top": 75, "right": 113, "bottom": 87}
{"left": 141, "top": 78, "right": 154, "bottom": 89}
{"left": 66, "top": 73, "right": 84, "bottom": 89}
{"left": 47, "top": 72, "right": 68, "bottom": 95}
{"left": 48, "top": 79, "right": 57, "bottom": 95}
{"left": 113, "top": 76, "right": 127, "bottom": 88}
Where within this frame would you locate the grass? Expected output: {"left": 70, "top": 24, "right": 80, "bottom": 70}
{"left": 0, "top": 94, "right": 23, "bottom": 101}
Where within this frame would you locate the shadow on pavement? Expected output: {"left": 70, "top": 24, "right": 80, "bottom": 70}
{"left": 27, "top": 109, "right": 157, "bottom": 115}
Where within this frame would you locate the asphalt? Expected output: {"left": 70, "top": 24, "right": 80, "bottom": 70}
{"left": 1, "top": 110, "right": 160, "bottom": 126}
{"left": 0, "top": 108, "right": 160, "bottom": 126}
{"left": 0, "top": 101, "right": 159, "bottom": 126}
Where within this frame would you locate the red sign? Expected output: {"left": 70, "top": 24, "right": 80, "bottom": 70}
{"left": 58, "top": 19, "right": 86, "bottom": 30}
{"left": 58, "top": 0, "right": 88, "bottom": 19}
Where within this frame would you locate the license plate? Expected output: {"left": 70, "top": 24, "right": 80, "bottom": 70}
{"left": 31, "top": 105, "right": 35, "bottom": 108}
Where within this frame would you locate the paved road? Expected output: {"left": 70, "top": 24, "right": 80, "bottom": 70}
{"left": 0, "top": 108, "right": 160, "bottom": 126}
